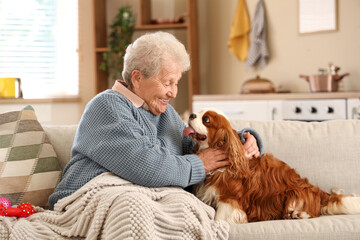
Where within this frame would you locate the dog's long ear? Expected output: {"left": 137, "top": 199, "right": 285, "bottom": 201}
{"left": 211, "top": 127, "right": 250, "bottom": 177}
{"left": 210, "top": 128, "right": 228, "bottom": 149}
{"left": 192, "top": 143, "right": 200, "bottom": 154}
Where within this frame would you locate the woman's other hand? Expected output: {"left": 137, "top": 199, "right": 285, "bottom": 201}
{"left": 197, "top": 148, "right": 229, "bottom": 174}
{"left": 243, "top": 132, "right": 260, "bottom": 158}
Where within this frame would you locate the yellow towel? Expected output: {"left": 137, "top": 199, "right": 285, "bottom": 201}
{"left": 228, "top": 0, "right": 251, "bottom": 61}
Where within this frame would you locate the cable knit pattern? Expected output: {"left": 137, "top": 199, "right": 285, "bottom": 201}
{"left": 49, "top": 89, "right": 205, "bottom": 209}
{"left": 1, "top": 172, "right": 229, "bottom": 239}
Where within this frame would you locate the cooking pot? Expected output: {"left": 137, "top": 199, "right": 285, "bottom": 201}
{"left": 241, "top": 75, "right": 280, "bottom": 94}
{"left": 299, "top": 73, "right": 349, "bottom": 92}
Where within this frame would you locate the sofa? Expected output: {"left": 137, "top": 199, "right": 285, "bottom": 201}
{"left": 1, "top": 106, "right": 360, "bottom": 239}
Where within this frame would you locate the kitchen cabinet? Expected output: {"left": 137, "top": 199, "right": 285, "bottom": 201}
{"left": 193, "top": 93, "right": 360, "bottom": 121}
{"left": 347, "top": 98, "right": 360, "bottom": 119}
{"left": 193, "top": 100, "right": 282, "bottom": 121}
{"left": 92, "top": 0, "right": 199, "bottom": 112}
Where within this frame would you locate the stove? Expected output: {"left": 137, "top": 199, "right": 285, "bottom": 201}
{"left": 281, "top": 99, "right": 346, "bottom": 121}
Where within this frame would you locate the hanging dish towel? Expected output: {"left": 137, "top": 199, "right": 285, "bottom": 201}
{"left": 246, "top": 0, "right": 269, "bottom": 69}
{"left": 228, "top": 0, "right": 251, "bottom": 61}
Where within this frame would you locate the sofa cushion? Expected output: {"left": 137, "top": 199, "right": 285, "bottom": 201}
{"left": 0, "top": 105, "right": 61, "bottom": 207}
{"left": 229, "top": 214, "right": 360, "bottom": 240}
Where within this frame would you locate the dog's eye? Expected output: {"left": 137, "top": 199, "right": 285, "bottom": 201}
{"left": 203, "top": 116, "right": 210, "bottom": 123}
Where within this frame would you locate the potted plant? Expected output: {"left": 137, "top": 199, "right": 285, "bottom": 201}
{"left": 100, "top": 6, "right": 135, "bottom": 80}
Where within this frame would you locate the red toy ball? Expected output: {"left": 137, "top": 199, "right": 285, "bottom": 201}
{"left": 0, "top": 197, "right": 11, "bottom": 208}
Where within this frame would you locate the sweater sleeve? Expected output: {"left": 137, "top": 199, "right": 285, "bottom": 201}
{"left": 72, "top": 93, "right": 205, "bottom": 188}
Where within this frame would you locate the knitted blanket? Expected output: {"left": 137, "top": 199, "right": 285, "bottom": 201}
{"left": 0, "top": 172, "right": 229, "bottom": 239}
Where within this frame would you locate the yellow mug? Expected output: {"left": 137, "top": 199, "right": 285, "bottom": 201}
{"left": 0, "top": 78, "right": 22, "bottom": 98}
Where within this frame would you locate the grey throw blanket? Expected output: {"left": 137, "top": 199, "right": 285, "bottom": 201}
{"left": 0, "top": 172, "right": 229, "bottom": 239}
{"left": 246, "top": 0, "right": 270, "bottom": 69}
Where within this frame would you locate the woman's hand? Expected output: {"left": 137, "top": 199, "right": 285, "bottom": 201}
{"left": 243, "top": 132, "right": 260, "bottom": 158}
{"left": 197, "top": 148, "right": 229, "bottom": 174}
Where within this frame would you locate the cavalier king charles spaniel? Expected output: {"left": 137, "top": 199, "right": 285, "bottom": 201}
{"left": 183, "top": 109, "right": 360, "bottom": 224}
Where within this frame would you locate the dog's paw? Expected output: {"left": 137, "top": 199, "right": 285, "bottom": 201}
{"left": 215, "top": 202, "right": 248, "bottom": 224}
{"left": 285, "top": 210, "right": 311, "bottom": 219}
{"left": 331, "top": 188, "right": 345, "bottom": 194}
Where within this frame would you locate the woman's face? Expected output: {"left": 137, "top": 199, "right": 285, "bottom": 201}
{"left": 133, "top": 60, "right": 183, "bottom": 115}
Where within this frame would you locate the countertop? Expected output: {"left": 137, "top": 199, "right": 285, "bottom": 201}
{"left": 193, "top": 92, "right": 360, "bottom": 101}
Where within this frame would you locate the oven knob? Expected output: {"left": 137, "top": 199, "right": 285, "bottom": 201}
{"left": 295, "top": 107, "right": 301, "bottom": 114}
{"left": 311, "top": 107, "right": 317, "bottom": 114}
{"left": 328, "top": 107, "right": 334, "bottom": 113}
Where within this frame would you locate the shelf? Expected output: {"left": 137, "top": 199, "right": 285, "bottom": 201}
{"left": 95, "top": 23, "right": 188, "bottom": 53}
{"left": 0, "top": 96, "right": 81, "bottom": 104}
{"left": 95, "top": 47, "right": 108, "bottom": 53}
{"left": 135, "top": 23, "right": 187, "bottom": 30}
{"left": 92, "top": 0, "right": 199, "bottom": 112}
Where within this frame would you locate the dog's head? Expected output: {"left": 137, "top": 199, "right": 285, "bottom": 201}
{"left": 183, "top": 109, "right": 250, "bottom": 175}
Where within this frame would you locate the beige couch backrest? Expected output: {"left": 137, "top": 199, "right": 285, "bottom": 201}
{"left": 230, "top": 119, "right": 360, "bottom": 195}
{"left": 43, "top": 125, "right": 77, "bottom": 170}
{"left": 44, "top": 120, "right": 360, "bottom": 195}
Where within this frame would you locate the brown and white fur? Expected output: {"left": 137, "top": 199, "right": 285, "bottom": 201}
{"left": 184, "top": 109, "right": 360, "bottom": 224}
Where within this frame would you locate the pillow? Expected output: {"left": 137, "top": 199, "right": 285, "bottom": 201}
{"left": 0, "top": 105, "right": 62, "bottom": 207}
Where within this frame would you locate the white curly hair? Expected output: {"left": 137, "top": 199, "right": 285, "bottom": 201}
{"left": 122, "top": 31, "right": 190, "bottom": 87}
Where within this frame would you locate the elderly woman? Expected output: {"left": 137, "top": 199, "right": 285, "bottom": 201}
{"left": 49, "top": 31, "right": 262, "bottom": 209}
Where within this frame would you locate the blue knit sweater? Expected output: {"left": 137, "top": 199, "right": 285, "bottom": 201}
{"left": 49, "top": 89, "right": 264, "bottom": 209}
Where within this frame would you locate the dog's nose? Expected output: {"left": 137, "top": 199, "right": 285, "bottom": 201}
{"left": 189, "top": 113, "right": 197, "bottom": 120}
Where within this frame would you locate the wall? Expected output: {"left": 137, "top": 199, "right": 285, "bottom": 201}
{"left": 3, "top": 0, "right": 359, "bottom": 124}
{"left": 201, "top": 0, "right": 360, "bottom": 94}
{"left": 105, "top": 0, "right": 360, "bottom": 110}
{"left": 65, "top": 0, "right": 360, "bottom": 121}
{"left": 78, "top": 0, "right": 96, "bottom": 114}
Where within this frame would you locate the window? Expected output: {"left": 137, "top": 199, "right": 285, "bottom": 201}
{"left": 0, "top": 0, "right": 78, "bottom": 98}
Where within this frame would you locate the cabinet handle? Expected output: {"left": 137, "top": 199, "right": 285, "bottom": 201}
{"left": 222, "top": 110, "right": 244, "bottom": 115}
{"left": 272, "top": 108, "right": 277, "bottom": 120}
{"left": 353, "top": 107, "right": 360, "bottom": 119}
